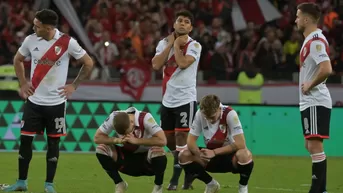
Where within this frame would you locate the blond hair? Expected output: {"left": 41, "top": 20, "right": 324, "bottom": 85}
{"left": 113, "top": 112, "right": 130, "bottom": 135}
{"left": 199, "top": 95, "right": 221, "bottom": 116}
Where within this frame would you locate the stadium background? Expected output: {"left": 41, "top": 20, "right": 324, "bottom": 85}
{"left": 0, "top": 0, "right": 343, "bottom": 192}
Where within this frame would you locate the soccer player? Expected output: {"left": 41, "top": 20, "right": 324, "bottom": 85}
{"left": 178, "top": 95, "right": 254, "bottom": 193}
{"left": 296, "top": 3, "right": 332, "bottom": 193}
{"left": 3, "top": 9, "right": 93, "bottom": 193}
{"left": 151, "top": 10, "right": 202, "bottom": 190}
{"left": 94, "top": 107, "right": 167, "bottom": 193}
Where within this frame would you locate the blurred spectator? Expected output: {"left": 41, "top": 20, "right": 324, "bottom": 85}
{"left": 1, "top": 0, "right": 343, "bottom": 84}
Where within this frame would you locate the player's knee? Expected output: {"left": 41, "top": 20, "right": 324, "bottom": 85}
{"left": 235, "top": 149, "right": 252, "bottom": 163}
{"left": 20, "top": 135, "right": 34, "bottom": 148}
{"left": 307, "top": 138, "right": 324, "bottom": 154}
{"left": 96, "top": 144, "right": 116, "bottom": 158}
{"left": 47, "top": 137, "right": 60, "bottom": 159}
{"left": 148, "top": 147, "right": 166, "bottom": 161}
{"left": 178, "top": 149, "right": 193, "bottom": 165}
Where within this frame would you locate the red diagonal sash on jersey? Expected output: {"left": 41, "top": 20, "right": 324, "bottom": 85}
{"left": 207, "top": 107, "right": 232, "bottom": 149}
{"left": 162, "top": 40, "right": 193, "bottom": 96}
{"left": 31, "top": 34, "right": 71, "bottom": 90}
{"left": 300, "top": 37, "right": 330, "bottom": 70}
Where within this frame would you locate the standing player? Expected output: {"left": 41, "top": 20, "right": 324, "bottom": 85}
{"left": 151, "top": 10, "right": 202, "bottom": 190}
{"left": 296, "top": 3, "right": 332, "bottom": 193}
{"left": 93, "top": 107, "right": 167, "bottom": 193}
{"left": 3, "top": 9, "right": 93, "bottom": 193}
{"left": 178, "top": 95, "right": 254, "bottom": 193}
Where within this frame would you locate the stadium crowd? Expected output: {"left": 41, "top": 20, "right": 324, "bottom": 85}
{"left": 1, "top": 0, "right": 343, "bottom": 83}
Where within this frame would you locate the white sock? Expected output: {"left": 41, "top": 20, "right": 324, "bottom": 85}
{"left": 207, "top": 179, "right": 216, "bottom": 185}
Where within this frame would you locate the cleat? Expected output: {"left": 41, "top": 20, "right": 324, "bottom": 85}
{"left": 115, "top": 181, "right": 128, "bottom": 193}
{"left": 238, "top": 184, "right": 248, "bottom": 193}
{"left": 166, "top": 184, "right": 177, "bottom": 191}
{"left": 182, "top": 184, "right": 193, "bottom": 190}
{"left": 44, "top": 182, "right": 57, "bottom": 193}
{"left": 204, "top": 180, "right": 220, "bottom": 193}
{"left": 152, "top": 185, "right": 163, "bottom": 193}
{"left": 2, "top": 180, "right": 28, "bottom": 192}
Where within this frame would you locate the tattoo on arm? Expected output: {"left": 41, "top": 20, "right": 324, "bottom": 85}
{"left": 72, "top": 63, "right": 92, "bottom": 88}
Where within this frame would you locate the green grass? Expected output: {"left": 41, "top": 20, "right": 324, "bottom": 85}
{"left": 0, "top": 152, "right": 342, "bottom": 193}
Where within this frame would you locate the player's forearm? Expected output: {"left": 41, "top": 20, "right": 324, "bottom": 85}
{"left": 152, "top": 44, "right": 173, "bottom": 70}
{"left": 72, "top": 59, "right": 94, "bottom": 88}
{"left": 173, "top": 45, "right": 188, "bottom": 69}
{"left": 13, "top": 59, "right": 27, "bottom": 85}
{"left": 188, "top": 142, "right": 201, "bottom": 157}
{"left": 135, "top": 136, "right": 166, "bottom": 147}
{"left": 214, "top": 143, "right": 245, "bottom": 156}
{"left": 310, "top": 65, "right": 332, "bottom": 88}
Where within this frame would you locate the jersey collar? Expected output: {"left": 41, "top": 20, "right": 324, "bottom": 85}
{"left": 37, "top": 28, "right": 60, "bottom": 41}
{"left": 125, "top": 107, "right": 140, "bottom": 126}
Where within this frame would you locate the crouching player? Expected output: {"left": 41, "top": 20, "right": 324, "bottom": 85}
{"left": 179, "top": 95, "right": 254, "bottom": 193}
{"left": 94, "top": 107, "right": 167, "bottom": 193}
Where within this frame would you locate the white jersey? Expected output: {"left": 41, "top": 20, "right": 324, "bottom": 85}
{"left": 299, "top": 29, "right": 332, "bottom": 111}
{"left": 18, "top": 29, "right": 86, "bottom": 106}
{"left": 99, "top": 107, "right": 162, "bottom": 153}
{"left": 155, "top": 36, "right": 202, "bottom": 108}
{"left": 189, "top": 105, "right": 244, "bottom": 149}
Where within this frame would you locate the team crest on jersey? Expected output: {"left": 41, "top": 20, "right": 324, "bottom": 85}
{"left": 219, "top": 124, "right": 227, "bottom": 133}
{"left": 134, "top": 128, "right": 142, "bottom": 138}
{"left": 55, "top": 46, "right": 62, "bottom": 55}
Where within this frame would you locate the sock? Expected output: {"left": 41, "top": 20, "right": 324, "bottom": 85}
{"left": 96, "top": 153, "right": 123, "bottom": 184}
{"left": 169, "top": 151, "right": 182, "bottom": 184}
{"left": 237, "top": 160, "right": 254, "bottom": 186}
{"left": 183, "top": 169, "right": 195, "bottom": 186}
{"left": 181, "top": 162, "right": 213, "bottom": 184}
{"left": 310, "top": 152, "right": 326, "bottom": 193}
{"left": 18, "top": 135, "right": 34, "bottom": 180}
{"left": 151, "top": 156, "right": 167, "bottom": 185}
{"left": 46, "top": 137, "right": 60, "bottom": 183}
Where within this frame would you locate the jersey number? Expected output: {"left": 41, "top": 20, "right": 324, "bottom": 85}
{"left": 180, "top": 112, "right": 188, "bottom": 127}
{"left": 54, "top": 117, "right": 66, "bottom": 133}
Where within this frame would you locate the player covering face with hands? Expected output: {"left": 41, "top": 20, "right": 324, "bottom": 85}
{"left": 152, "top": 10, "right": 202, "bottom": 191}
{"left": 178, "top": 95, "right": 254, "bottom": 193}
{"left": 93, "top": 107, "right": 167, "bottom": 193}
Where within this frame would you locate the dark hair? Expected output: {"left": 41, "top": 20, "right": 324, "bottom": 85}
{"left": 297, "top": 2, "right": 321, "bottom": 22}
{"left": 175, "top": 10, "right": 194, "bottom": 25}
{"left": 35, "top": 9, "right": 58, "bottom": 26}
{"left": 113, "top": 112, "right": 130, "bottom": 135}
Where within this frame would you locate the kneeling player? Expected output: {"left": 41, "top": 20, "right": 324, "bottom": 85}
{"left": 94, "top": 107, "right": 167, "bottom": 193}
{"left": 179, "top": 95, "right": 254, "bottom": 193}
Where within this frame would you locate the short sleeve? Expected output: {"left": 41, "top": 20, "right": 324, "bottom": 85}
{"left": 189, "top": 110, "right": 202, "bottom": 136}
{"left": 143, "top": 113, "right": 162, "bottom": 135}
{"left": 186, "top": 41, "right": 202, "bottom": 60}
{"left": 154, "top": 39, "right": 167, "bottom": 56}
{"left": 68, "top": 38, "right": 87, "bottom": 60}
{"left": 18, "top": 36, "right": 31, "bottom": 57}
{"left": 99, "top": 111, "right": 116, "bottom": 135}
{"left": 310, "top": 41, "right": 330, "bottom": 65}
{"left": 226, "top": 110, "right": 244, "bottom": 137}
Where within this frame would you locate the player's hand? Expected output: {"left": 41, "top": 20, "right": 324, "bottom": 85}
{"left": 58, "top": 84, "right": 76, "bottom": 99}
{"left": 200, "top": 149, "right": 216, "bottom": 159}
{"left": 123, "top": 133, "right": 139, "bottom": 145}
{"left": 19, "top": 82, "right": 34, "bottom": 99}
{"left": 166, "top": 32, "right": 175, "bottom": 46}
{"left": 174, "top": 35, "right": 188, "bottom": 47}
{"left": 301, "top": 82, "right": 312, "bottom": 95}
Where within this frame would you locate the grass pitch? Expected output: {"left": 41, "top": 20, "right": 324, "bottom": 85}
{"left": 0, "top": 152, "right": 342, "bottom": 193}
